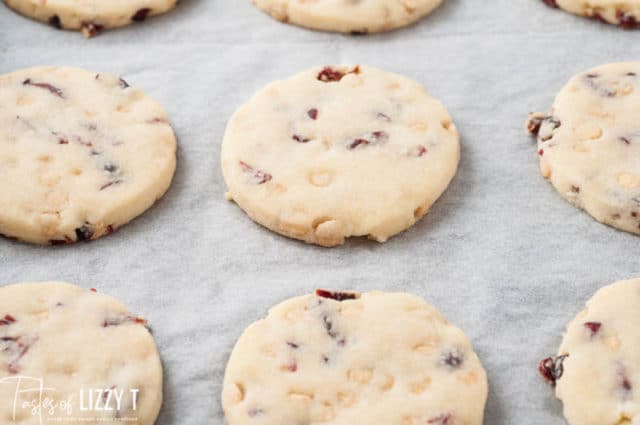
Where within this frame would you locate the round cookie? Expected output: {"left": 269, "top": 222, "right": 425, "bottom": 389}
{"left": 539, "top": 278, "right": 640, "bottom": 425}
{"left": 0, "top": 281, "right": 163, "bottom": 425}
{"left": 2, "top": 0, "right": 177, "bottom": 37}
{"left": 526, "top": 62, "right": 640, "bottom": 235}
{"left": 222, "top": 289, "right": 488, "bottom": 425}
{"left": 252, "top": 0, "right": 443, "bottom": 34}
{"left": 221, "top": 65, "right": 460, "bottom": 247}
{"left": 0, "top": 67, "right": 177, "bottom": 245}
{"left": 541, "top": 0, "right": 640, "bottom": 29}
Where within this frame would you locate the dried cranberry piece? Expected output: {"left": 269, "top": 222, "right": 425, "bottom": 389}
{"left": 307, "top": 108, "right": 318, "bottom": 120}
{"left": 348, "top": 131, "right": 388, "bottom": 150}
{"left": 132, "top": 8, "right": 151, "bottom": 22}
{"left": 75, "top": 224, "right": 93, "bottom": 242}
{"left": 584, "top": 322, "right": 601, "bottom": 335}
{"left": 617, "top": 10, "right": 639, "bottom": 30}
{"left": 22, "top": 79, "right": 64, "bottom": 98}
{"left": 104, "top": 163, "right": 118, "bottom": 173}
{"left": 541, "top": 0, "right": 558, "bottom": 7}
{"left": 0, "top": 315, "right": 16, "bottom": 326}
{"left": 239, "top": 161, "right": 272, "bottom": 185}
{"left": 248, "top": 408, "right": 265, "bottom": 417}
{"left": 287, "top": 341, "right": 299, "bottom": 349}
{"left": 350, "top": 29, "right": 368, "bottom": 36}
{"left": 317, "top": 66, "right": 360, "bottom": 83}
{"left": 441, "top": 349, "right": 465, "bottom": 369}
{"left": 428, "top": 413, "right": 453, "bottom": 424}
{"left": 48, "top": 15, "right": 62, "bottom": 29}
{"left": 100, "top": 180, "right": 122, "bottom": 191}
{"left": 322, "top": 315, "right": 338, "bottom": 339}
{"left": 539, "top": 354, "right": 568, "bottom": 386}
{"left": 315, "top": 289, "right": 359, "bottom": 302}
{"left": 292, "top": 134, "right": 311, "bottom": 143}
{"left": 81, "top": 22, "right": 104, "bottom": 37}
{"left": 103, "top": 314, "right": 147, "bottom": 328}
{"left": 119, "top": 78, "right": 130, "bottom": 89}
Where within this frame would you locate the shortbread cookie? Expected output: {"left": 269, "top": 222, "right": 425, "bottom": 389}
{"left": 0, "top": 67, "right": 177, "bottom": 245}
{"left": 539, "top": 278, "right": 640, "bottom": 425}
{"left": 526, "top": 62, "right": 640, "bottom": 235}
{"left": 2, "top": 0, "right": 177, "bottom": 37}
{"left": 221, "top": 65, "right": 460, "bottom": 247}
{"left": 541, "top": 0, "right": 640, "bottom": 29}
{"left": 222, "top": 289, "right": 488, "bottom": 425}
{"left": 0, "top": 281, "right": 163, "bottom": 425}
{"left": 252, "top": 0, "right": 443, "bottom": 34}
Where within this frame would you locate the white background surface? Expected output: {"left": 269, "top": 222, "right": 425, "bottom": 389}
{"left": 1, "top": 1, "right": 640, "bottom": 424}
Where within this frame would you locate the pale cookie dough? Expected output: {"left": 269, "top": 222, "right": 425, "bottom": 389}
{"left": 526, "top": 62, "right": 640, "bottom": 235}
{"left": 221, "top": 65, "right": 460, "bottom": 247}
{"left": 0, "top": 67, "right": 177, "bottom": 245}
{"left": 2, "top": 0, "right": 177, "bottom": 37}
{"left": 539, "top": 278, "right": 640, "bottom": 425}
{"left": 222, "top": 289, "right": 488, "bottom": 425}
{"left": 0, "top": 281, "right": 163, "bottom": 425}
{"left": 252, "top": 0, "right": 443, "bottom": 34}
{"left": 541, "top": 0, "right": 640, "bottom": 29}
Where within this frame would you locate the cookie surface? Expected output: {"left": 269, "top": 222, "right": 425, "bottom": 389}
{"left": 526, "top": 62, "right": 640, "bottom": 235}
{"left": 252, "top": 0, "right": 443, "bottom": 33}
{"left": 0, "top": 67, "right": 177, "bottom": 245}
{"left": 222, "top": 290, "right": 488, "bottom": 425}
{"left": 541, "top": 0, "right": 640, "bottom": 29}
{"left": 0, "top": 281, "right": 163, "bottom": 425}
{"left": 221, "top": 65, "right": 460, "bottom": 247}
{"left": 2, "top": 0, "right": 177, "bottom": 37}
{"left": 540, "top": 278, "right": 640, "bottom": 425}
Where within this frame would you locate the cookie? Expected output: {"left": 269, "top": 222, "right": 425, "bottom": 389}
{"left": 252, "top": 0, "right": 443, "bottom": 34}
{"left": 2, "top": 0, "right": 177, "bottom": 37}
{"left": 539, "top": 278, "right": 640, "bottom": 425}
{"left": 0, "top": 67, "right": 177, "bottom": 245}
{"left": 540, "top": 0, "right": 640, "bottom": 29}
{"left": 221, "top": 65, "right": 460, "bottom": 247}
{"left": 0, "top": 281, "right": 163, "bottom": 425}
{"left": 526, "top": 62, "right": 640, "bottom": 235}
{"left": 222, "top": 289, "right": 488, "bottom": 425}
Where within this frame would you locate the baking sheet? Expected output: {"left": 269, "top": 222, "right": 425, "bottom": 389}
{"left": 1, "top": 1, "right": 640, "bottom": 424}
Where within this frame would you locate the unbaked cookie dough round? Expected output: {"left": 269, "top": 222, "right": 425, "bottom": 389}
{"left": 540, "top": 0, "right": 640, "bottom": 29}
{"left": 539, "top": 278, "right": 640, "bottom": 425}
{"left": 2, "top": 0, "right": 177, "bottom": 37}
{"left": 222, "top": 289, "right": 488, "bottom": 425}
{"left": 221, "top": 65, "right": 460, "bottom": 247}
{"left": 252, "top": 0, "right": 444, "bottom": 34}
{"left": 526, "top": 62, "right": 640, "bottom": 235}
{"left": 0, "top": 281, "right": 163, "bottom": 425}
{"left": 0, "top": 66, "right": 177, "bottom": 245}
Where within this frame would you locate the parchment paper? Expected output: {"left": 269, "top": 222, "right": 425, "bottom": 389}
{"left": 1, "top": 1, "right": 640, "bottom": 424}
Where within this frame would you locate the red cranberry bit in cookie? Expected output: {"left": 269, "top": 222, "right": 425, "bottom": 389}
{"left": 617, "top": 10, "right": 639, "bottom": 29}
{"left": 317, "top": 66, "right": 360, "bottom": 83}
{"left": 315, "top": 289, "right": 360, "bottom": 302}
{"left": 348, "top": 131, "right": 389, "bottom": 150}
{"left": 428, "top": 413, "right": 453, "bottom": 424}
{"left": 0, "top": 315, "right": 16, "bottom": 326}
{"left": 541, "top": 0, "right": 558, "bottom": 7}
{"left": 22, "top": 79, "right": 64, "bottom": 98}
{"left": 441, "top": 349, "right": 465, "bottom": 369}
{"left": 292, "top": 134, "right": 311, "bottom": 143}
{"left": 322, "top": 315, "right": 338, "bottom": 339}
{"left": 103, "top": 314, "right": 148, "bottom": 328}
{"left": 286, "top": 341, "right": 299, "bottom": 349}
{"left": 132, "top": 8, "right": 152, "bottom": 22}
{"left": 239, "top": 161, "right": 272, "bottom": 185}
{"left": 538, "top": 354, "right": 568, "bottom": 386}
{"left": 307, "top": 108, "right": 319, "bottom": 120}
{"left": 584, "top": 322, "right": 601, "bottom": 335}
{"left": 48, "top": 15, "right": 62, "bottom": 29}
{"left": 75, "top": 224, "right": 94, "bottom": 242}
{"left": 2, "top": 336, "right": 38, "bottom": 374}
{"left": 248, "top": 408, "right": 265, "bottom": 417}
{"left": 119, "top": 78, "right": 130, "bottom": 89}
{"left": 81, "top": 22, "right": 104, "bottom": 37}
{"left": 376, "top": 112, "right": 392, "bottom": 122}
{"left": 411, "top": 145, "right": 428, "bottom": 157}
